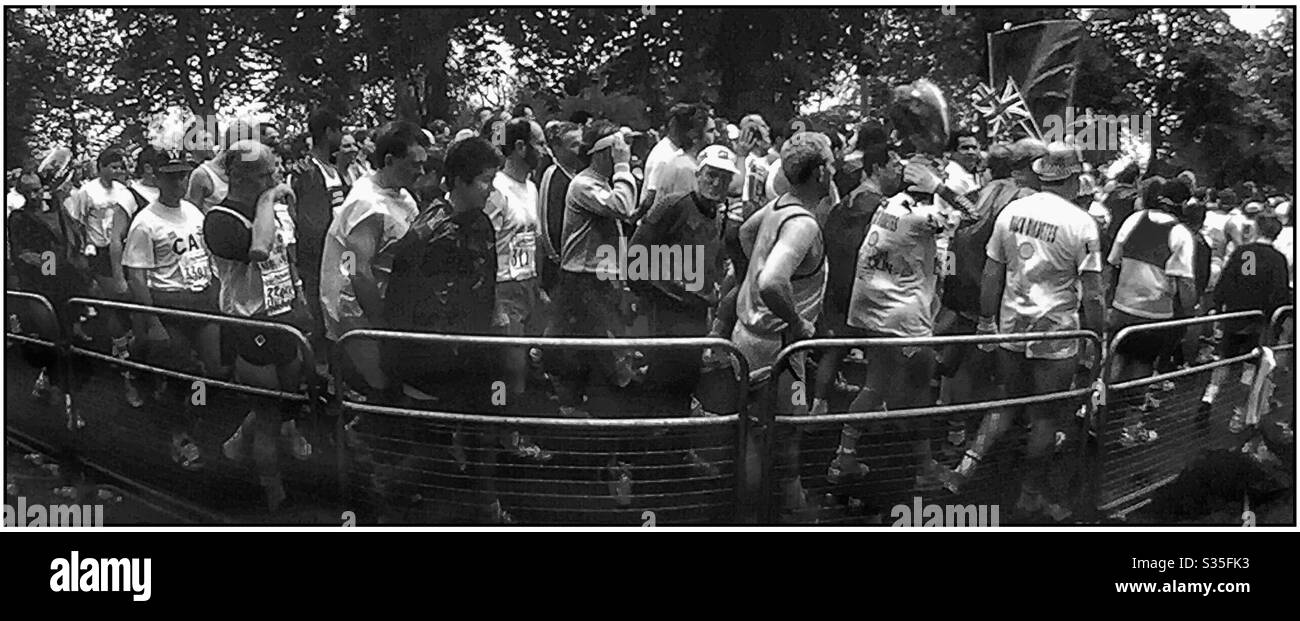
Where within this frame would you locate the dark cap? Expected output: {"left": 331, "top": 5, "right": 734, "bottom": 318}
{"left": 156, "top": 149, "right": 196, "bottom": 174}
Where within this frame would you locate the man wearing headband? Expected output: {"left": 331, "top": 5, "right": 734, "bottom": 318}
{"left": 548, "top": 120, "right": 639, "bottom": 419}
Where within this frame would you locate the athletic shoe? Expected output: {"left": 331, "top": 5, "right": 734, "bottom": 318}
{"left": 606, "top": 460, "right": 633, "bottom": 507}
{"left": 914, "top": 459, "right": 947, "bottom": 491}
{"left": 502, "top": 431, "right": 552, "bottom": 462}
{"left": 222, "top": 411, "right": 257, "bottom": 462}
{"left": 1228, "top": 407, "right": 1248, "bottom": 434}
{"left": 123, "top": 376, "right": 144, "bottom": 408}
{"left": 448, "top": 431, "right": 468, "bottom": 472}
{"left": 1015, "top": 487, "right": 1047, "bottom": 515}
{"left": 827, "top": 449, "right": 870, "bottom": 484}
{"left": 1044, "top": 502, "right": 1073, "bottom": 522}
{"left": 31, "top": 368, "right": 50, "bottom": 400}
{"left": 281, "top": 420, "right": 312, "bottom": 460}
{"left": 1138, "top": 392, "right": 1162, "bottom": 413}
{"left": 170, "top": 435, "right": 204, "bottom": 471}
{"left": 557, "top": 405, "right": 591, "bottom": 419}
{"left": 684, "top": 449, "right": 720, "bottom": 477}
{"left": 486, "top": 499, "right": 515, "bottom": 525}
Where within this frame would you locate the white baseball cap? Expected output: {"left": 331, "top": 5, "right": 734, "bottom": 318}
{"left": 696, "top": 145, "right": 739, "bottom": 175}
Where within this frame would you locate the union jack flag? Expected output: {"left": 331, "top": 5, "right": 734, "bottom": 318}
{"left": 972, "top": 77, "right": 1039, "bottom": 141}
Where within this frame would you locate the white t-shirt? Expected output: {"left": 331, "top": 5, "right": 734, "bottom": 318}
{"left": 319, "top": 175, "right": 419, "bottom": 339}
{"left": 130, "top": 181, "right": 160, "bottom": 208}
{"left": 987, "top": 191, "right": 1102, "bottom": 359}
{"left": 847, "top": 192, "right": 953, "bottom": 337}
{"left": 65, "top": 179, "right": 139, "bottom": 248}
{"left": 643, "top": 137, "right": 684, "bottom": 195}
{"left": 1107, "top": 209, "right": 1195, "bottom": 320}
{"left": 486, "top": 171, "right": 540, "bottom": 282}
{"left": 122, "top": 199, "right": 211, "bottom": 293}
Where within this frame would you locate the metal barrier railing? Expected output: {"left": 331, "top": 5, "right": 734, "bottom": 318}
{"left": 56, "top": 296, "right": 329, "bottom": 514}
{"left": 65, "top": 297, "right": 317, "bottom": 402}
{"left": 763, "top": 330, "right": 1103, "bottom": 524}
{"left": 1097, "top": 310, "right": 1267, "bottom": 514}
{"left": 1270, "top": 305, "right": 1294, "bottom": 350}
{"left": 335, "top": 330, "right": 752, "bottom": 524}
{"left": 6, "top": 290, "right": 61, "bottom": 349}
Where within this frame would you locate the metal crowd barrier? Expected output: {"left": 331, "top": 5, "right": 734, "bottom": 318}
{"left": 336, "top": 330, "right": 751, "bottom": 525}
{"left": 5, "top": 290, "right": 61, "bottom": 349}
{"left": 762, "top": 330, "right": 1103, "bottom": 524}
{"left": 54, "top": 296, "right": 329, "bottom": 514}
{"left": 1095, "top": 310, "right": 1266, "bottom": 514}
{"left": 5, "top": 290, "right": 78, "bottom": 458}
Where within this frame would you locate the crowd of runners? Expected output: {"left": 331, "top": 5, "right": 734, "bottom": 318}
{"left": 6, "top": 87, "right": 1295, "bottom": 520}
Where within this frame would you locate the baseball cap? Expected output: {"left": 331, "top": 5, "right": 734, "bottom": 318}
{"left": 156, "top": 149, "right": 196, "bottom": 174}
{"left": 697, "top": 145, "right": 739, "bottom": 175}
{"left": 1031, "top": 141, "right": 1084, "bottom": 182}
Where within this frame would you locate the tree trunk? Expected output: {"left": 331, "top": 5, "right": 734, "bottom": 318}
{"left": 422, "top": 28, "right": 451, "bottom": 125}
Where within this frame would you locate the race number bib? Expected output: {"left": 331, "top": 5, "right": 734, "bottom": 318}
{"left": 507, "top": 230, "right": 537, "bottom": 280}
{"left": 258, "top": 245, "right": 294, "bottom": 317}
{"left": 178, "top": 247, "right": 211, "bottom": 290}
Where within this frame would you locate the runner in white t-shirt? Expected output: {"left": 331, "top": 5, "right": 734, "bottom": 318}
{"left": 639, "top": 102, "right": 716, "bottom": 215}
{"left": 827, "top": 155, "right": 978, "bottom": 486}
{"left": 121, "top": 149, "right": 221, "bottom": 471}
{"left": 319, "top": 122, "right": 427, "bottom": 400}
{"left": 973, "top": 143, "right": 1104, "bottom": 520}
{"left": 64, "top": 147, "right": 142, "bottom": 406}
{"left": 485, "top": 118, "right": 547, "bottom": 408}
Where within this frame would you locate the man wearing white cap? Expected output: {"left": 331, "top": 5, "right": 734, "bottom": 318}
{"left": 627, "top": 145, "right": 737, "bottom": 416}
{"left": 977, "top": 141, "right": 1105, "bottom": 521}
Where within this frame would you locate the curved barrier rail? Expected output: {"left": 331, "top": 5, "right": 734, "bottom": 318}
{"left": 66, "top": 297, "right": 317, "bottom": 402}
{"left": 5, "top": 291, "right": 1292, "bottom": 524}
{"left": 336, "top": 330, "right": 751, "bottom": 525}
{"left": 52, "top": 296, "right": 330, "bottom": 515}
{"left": 1097, "top": 311, "right": 1267, "bottom": 514}
{"left": 762, "top": 331, "right": 1103, "bottom": 524}
{"left": 6, "top": 290, "right": 62, "bottom": 349}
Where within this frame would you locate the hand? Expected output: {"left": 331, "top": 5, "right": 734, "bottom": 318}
{"left": 903, "top": 161, "right": 943, "bottom": 194}
{"left": 793, "top": 317, "right": 816, "bottom": 341}
{"left": 610, "top": 134, "right": 631, "bottom": 166}
{"left": 737, "top": 127, "right": 757, "bottom": 158}
{"left": 111, "top": 278, "right": 129, "bottom": 296}
{"left": 976, "top": 316, "right": 999, "bottom": 352}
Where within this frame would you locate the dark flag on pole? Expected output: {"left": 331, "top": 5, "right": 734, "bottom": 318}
{"left": 986, "top": 19, "right": 1086, "bottom": 137}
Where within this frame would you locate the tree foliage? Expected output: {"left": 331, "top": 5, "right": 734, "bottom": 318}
{"left": 6, "top": 7, "right": 1293, "bottom": 189}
